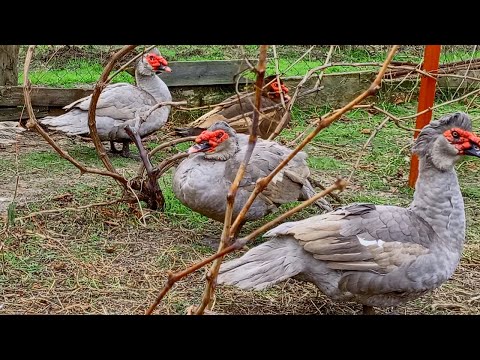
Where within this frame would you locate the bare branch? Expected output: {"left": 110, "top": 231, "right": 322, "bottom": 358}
{"left": 231, "top": 46, "right": 400, "bottom": 236}
{"left": 195, "top": 45, "right": 269, "bottom": 315}
{"left": 145, "top": 178, "right": 345, "bottom": 315}
{"left": 22, "top": 45, "right": 128, "bottom": 186}
{"left": 87, "top": 45, "right": 137, "bottom": 184}
{"left": 146, "top": 45, "right": 400, "bottom": 315}
{"left": 15, "top": 199, "right": 124, "bottom": 222}
{"left": 137, "top": 136, "right": 196, "bottom": 177}
{"left": 347, "top": 116, "right": 390, "bottom": 183}
{"left": 107, "top": 44, "right": 158, "bottom": 83}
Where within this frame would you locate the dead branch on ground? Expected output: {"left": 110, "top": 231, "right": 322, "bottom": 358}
{"left": 14, "top": 199, "right": 124, "bottom": 222}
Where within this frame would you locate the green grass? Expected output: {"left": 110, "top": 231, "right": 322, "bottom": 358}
{"left": 3, "top": 46, "right": 480, "bottom": 315}
{"left": 17, "top": 45, "right": 480, "bottom": 88}
{"left": 19, "top": 59, "right": 134, "bottom": 88}
{"left": 159, "top": 172, "right": 212, "bottom": 229}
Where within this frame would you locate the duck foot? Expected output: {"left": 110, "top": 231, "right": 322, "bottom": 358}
{"left": 109, "top": 141, "right": 122, "bottom": 154}
{"left": 108, "top": 141, "right": 140, "bottom": 160}
{"left": 121, "top": 143, "right": 140, "bottom": 160}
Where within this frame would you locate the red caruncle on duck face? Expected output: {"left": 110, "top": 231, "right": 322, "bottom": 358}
{"left": 146, "top": 53, "right": 172, "bottom": 73}
{"left": 188, "top": 130, "right": 230, "bottom": 154}
{"left": 443, "top": 127, "right": 480, "bottom": 155}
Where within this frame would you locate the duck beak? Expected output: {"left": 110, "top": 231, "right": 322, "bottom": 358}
{"left": 155, "top": 65, "right": 172, "bottom": 74}
{"left": 187, "top": 141, "right": 211, "bottom": 154}
{"left": 464, "top": 143, "right": 480, "bottom": 157}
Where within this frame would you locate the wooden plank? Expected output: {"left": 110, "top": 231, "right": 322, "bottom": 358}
{"left": 161, "top": 60, "right": 250, "bottom": 87}
{"left": 0, "top": 86, "right": 92, "bottom": 107}
{"left": 0, "top": 59, "right": 251, "bottom": 107}
{"left": 0, "top": 106, "right": 48, "bottom": 121}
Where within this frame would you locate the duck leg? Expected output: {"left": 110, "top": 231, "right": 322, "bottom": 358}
{"left": 109, "top": 141, "right": 122, "bottom": 154}
{"left": 120, "top": 141, "right": 140, "bottom": 160}
{"left": 108, "top": 140, "right": 139, "bottom": 160}
{"left": 362, "top": 305, "right": 376, "bottom": 315}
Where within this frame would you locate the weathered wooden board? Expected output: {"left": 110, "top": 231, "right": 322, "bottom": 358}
{"left": 0, "top": 106, "right": 48, "bottom": 121}
{"left": 0, "top": 59, "right": 251, "bottom": 108}
{"left": 161, "top": 60, "right": 250, "bottom": 87}
{"left": 0, "top": 86, "right": 92, "bottom": 107}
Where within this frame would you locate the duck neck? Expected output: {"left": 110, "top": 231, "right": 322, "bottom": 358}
{"left": 409, "top": 156, "right": 465, "bottom": 251}
{"left": 204, "top": 137, "right": 239, "bottom": 161}
{"left": 135, "top": 72, "right": 172, "bottom": 103}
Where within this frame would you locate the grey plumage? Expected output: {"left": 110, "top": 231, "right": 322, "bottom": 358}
{"left": 218, "top": 112, "right": 476, "bottom": 310}
{"left": 173, "top": 121, "right": 332, "bottom": 225}
{"left": 38, "top": 48, "right": 172, "bottom": 145}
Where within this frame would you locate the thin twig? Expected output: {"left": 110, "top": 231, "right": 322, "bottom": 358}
{"left": 22, "top": 46, "right": 128, "bottom": 185}
{"left": 139, "top": 101, "right": 188, "bottom": 127}
{"left": 237, "top": 180, "right": 347, "bottom": 244}
{"left": 397, "top": 87, "right": 480, "bottom": 121}
{"left": 195, "top": 45, "right": 269, "bottom": 315}
{"left": 313, "top": 45, "right": 335, "bottom": 90}
{"left": 155, "top": 152, "right": 189, "bottom": 176}
{"left": 231, "top": 47, "right": 400, "bottom": 235}
{"left": 137, "top": 136, "right": 196, "bottom": 177}
{"left": 272, "top": 46, "right": 286, "bottom": 109}
{"left": 145, "top": 179, "right": 345, "bottom": 315}
{"left": 347, "top": 116, "right": 390, "bottom": 183}
{"left": 87, "top": 45, "right": 137, "bottom": 185}
{"left": 279, "top": 45, "right": 315, "bottom": 77}
{"left": 107, "top": 45, "right": 157, "bottom": 83}
{"left": 15, "top": 199, "right": 123, "bottom": 222}
{"left": 145, "top": 242, "right": 242, "bottom": 315}
{"left": 451, "top": 45, "right": 477, "bottom": 100}
{"left": 367, "top": 106, "right": 417, "bottom": 132}
{"left": 308, "top": 176, "right": 342, "bottom": 203}
{"left": 466, "top": 92, "right": 480, "bottom": 110}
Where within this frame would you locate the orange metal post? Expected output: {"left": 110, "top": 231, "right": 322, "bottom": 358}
{"left": 408, "top": 45, "right": 442, "bottom": 188}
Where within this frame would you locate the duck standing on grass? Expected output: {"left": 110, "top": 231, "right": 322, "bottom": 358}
{"left": 38, "top": 48, "right": 172, "bottom": 159}
{"left": 218, "top": 112, "right": 478, "bottom": 315}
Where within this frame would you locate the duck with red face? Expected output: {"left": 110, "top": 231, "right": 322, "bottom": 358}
{"left": 173, "top": 121, "right": 332, "bottom": 239}
{"left": 217, "top": 112, "right": 480, "bottom": 315}
{"left": 174, "top": 75, "right": 292, "bottom": 139}
{"left": 39, "top": 48, "right": 172, "bottom": 159}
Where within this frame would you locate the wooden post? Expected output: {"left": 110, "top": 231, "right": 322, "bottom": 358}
{"left": 408, "top": 45, "right": 442, "bottom": 188}
{"left": 0, "top": 45, "right": 19, "bottom": 86}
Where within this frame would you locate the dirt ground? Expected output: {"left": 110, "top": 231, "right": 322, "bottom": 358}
{"left": 1, "top": 129, "right": 480, "bottom": 315}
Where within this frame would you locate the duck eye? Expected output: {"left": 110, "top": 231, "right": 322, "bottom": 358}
{"left": 452, "top": 131, "right": 459, "bottom": 138}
